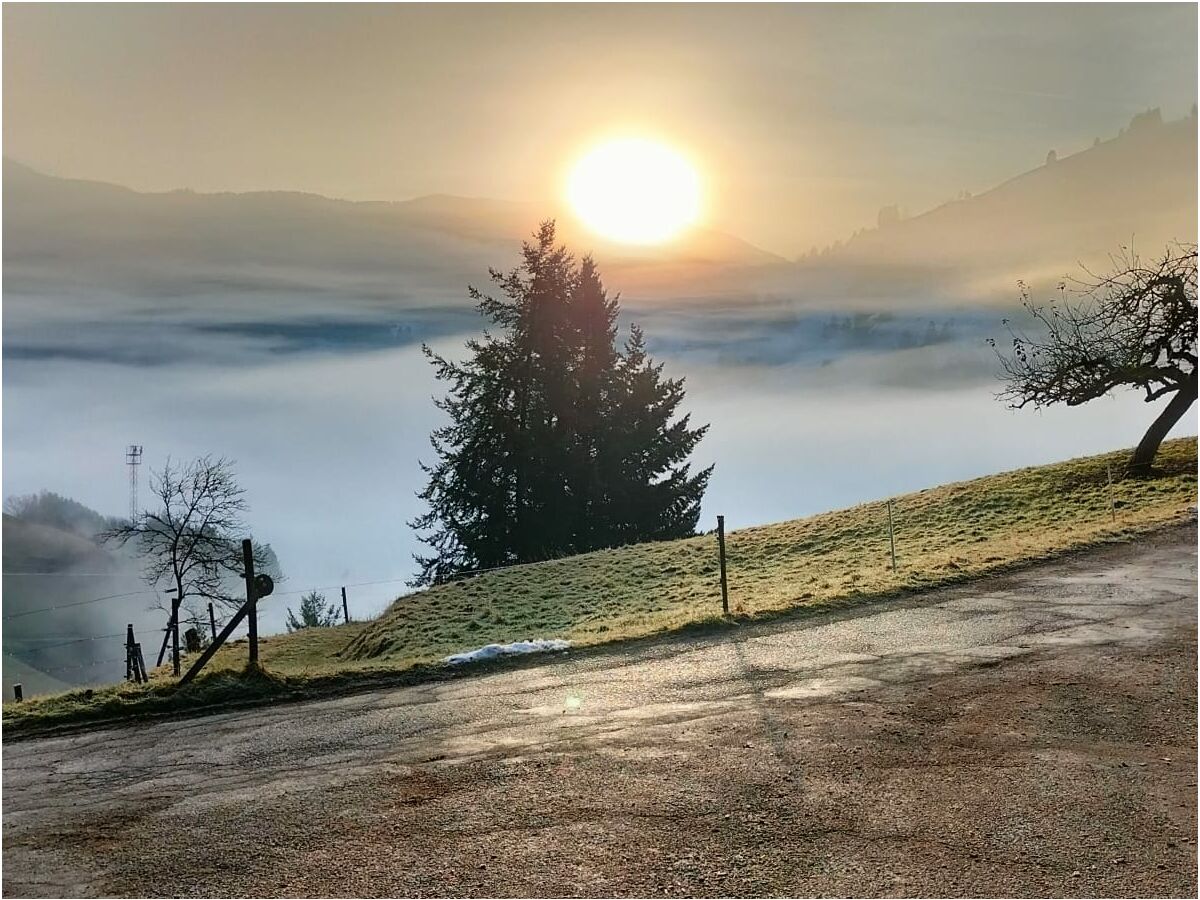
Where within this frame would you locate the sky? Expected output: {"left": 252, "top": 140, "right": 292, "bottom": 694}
{"left": 3, "top": 3, "right": 1196, "bottom": 254}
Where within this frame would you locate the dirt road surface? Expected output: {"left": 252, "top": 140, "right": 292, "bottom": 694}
{"left": 3, "top": 526, "right": 1197, "bottom": 898}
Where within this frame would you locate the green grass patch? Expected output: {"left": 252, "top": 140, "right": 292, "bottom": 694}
{"left": 6, "top": 438, "right": 1195, "bottom": 734}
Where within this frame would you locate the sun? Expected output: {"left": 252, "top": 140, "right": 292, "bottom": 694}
{"left": 567, "top": 138, "right": 701, "bottom": 245}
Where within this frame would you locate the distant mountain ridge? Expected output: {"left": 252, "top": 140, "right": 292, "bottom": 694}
{"left": 3, "top": 159, "right": 785, "bottom": 302}
{"left": 799, "top": 108, "right": 1198, "bottom": 302}
{"left": 4, "top": 108, "right": 1195, "bottom": 308}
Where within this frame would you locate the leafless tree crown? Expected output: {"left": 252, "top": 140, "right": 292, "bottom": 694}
{"left": 992, "top": 244, "right": 1197, "bottom": 409}
{"left": 104, "top": 455, "right": 267, "bottom": 624}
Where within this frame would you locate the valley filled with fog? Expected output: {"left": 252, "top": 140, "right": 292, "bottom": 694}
{"left": 4, "top": 284, "right": 1183, "bottom": 669}
{"left": 3, "top": 109, "right": 1195, "bottom": 690}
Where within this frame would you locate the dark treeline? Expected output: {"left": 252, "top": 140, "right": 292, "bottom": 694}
{"left": 412, "top": 221, "right": 712, "bottom": 585}
{"left": 3, "top": 490, "right": 121, "bottom": 538}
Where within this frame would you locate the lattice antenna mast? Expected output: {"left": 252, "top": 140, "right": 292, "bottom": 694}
{"left": 126, "top": 445, "right": 143, "bottom": 521}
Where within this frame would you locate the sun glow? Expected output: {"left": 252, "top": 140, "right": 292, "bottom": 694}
{"left": 567, "top": 138, "right": 702, "bottom": 245}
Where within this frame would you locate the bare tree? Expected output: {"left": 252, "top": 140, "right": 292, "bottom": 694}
{"left": 104, "top": 455, "right": 272, "bottom": 675}
{"left": 992, "top": 244, "right": 1197, "bottom": 475}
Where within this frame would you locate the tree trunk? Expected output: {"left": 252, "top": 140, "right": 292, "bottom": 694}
{"left": 1128, "top": 372, "right": 1198, "bottom": 476}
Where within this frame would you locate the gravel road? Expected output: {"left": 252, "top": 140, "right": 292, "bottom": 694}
{"left": 3, "top": 526, "right": 1197, "bottom": 898}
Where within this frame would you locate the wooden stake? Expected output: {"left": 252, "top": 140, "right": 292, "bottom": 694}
{"left": 887, "top": 500, "right": 898, "bottom": 572}
{"left": 156, "top": 608, "right": 176, "bottom": 668}
{"left": 341, "top": 586, "right": 350, "bottom": 624}
{"left": 717, "top": 515, "right": 730, "bottom": 615}
{"left": 179, "top": 588, "right": 257, "bottom": 687}
{"left": 171, "top": 594, "right": 181, "bottom": 677}
{"left": 125, "top": 624, "right": 144, "bottom": 683}
{"left": 135, "top": 643, "right": 148, "bottom": 682}
{"left": 1107, "top": 463, "right": 1117, "bottom": 523}
{"left": 243, "top": 539, "right": 259, "bottom": 666}
{"left": 208, "top": 602, "right": 217, "bottom": 642}
{"left": 13, "top": 683, "right": 22, "bottom": 703}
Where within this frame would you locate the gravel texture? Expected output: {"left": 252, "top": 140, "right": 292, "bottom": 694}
{"left": 3, "top": 526, "right": 1196, "bottom": 898}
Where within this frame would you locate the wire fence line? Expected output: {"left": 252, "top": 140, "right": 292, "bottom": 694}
{"left": 4, "top": 554, "right": 577, "bottom": 693}
{"left": 3, "top": 574, "right": 419, "bottom": 619}
{"left": 1, "top": 589, "right": 159, "bottom": 621}
{"left": 2, "top": 509, "right": 847, "bottom": 694}
{"left": 4, "top": 631, "right": 129, "bottom": 642}
{"left": 267, "top": 574, "right": 414, "bottom": 599}
{"left": 1, "top": 571, "right": 146, "bottom": 577}
{"left": 38, "top": 655, "right": 129, "bottom": 676}
{"left": 2, "top": 573, "right": 417, "bottom": 685}
{"left": 6, "top": 629, "right": 172, "bottom": 654}
{"left": 5, "top": 547, "right": 615, "bottom": 623}
{"left": 8, "top": 632, "right": 128, "bottom": 651}
{"left": 3, "top": 523, "right": 732, "bottom": 694}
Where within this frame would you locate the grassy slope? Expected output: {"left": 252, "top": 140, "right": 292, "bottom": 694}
{"left": 342, "top": 437, "right": 1197, "bottom": 665}
{"left": 6, "top": 438, "right": 1196, "bottom": 732}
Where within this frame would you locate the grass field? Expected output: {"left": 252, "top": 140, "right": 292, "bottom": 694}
{"left": 6, "top": 438, "right": 1196, "bottom": 732}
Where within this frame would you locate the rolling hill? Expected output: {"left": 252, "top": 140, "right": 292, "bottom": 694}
{"left": 799, "top": 108, "right": 1198, "bottom": 304}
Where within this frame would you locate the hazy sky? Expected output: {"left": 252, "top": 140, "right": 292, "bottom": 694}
{"left": 4, "top": 3, "right": 1196, "bottom": 253}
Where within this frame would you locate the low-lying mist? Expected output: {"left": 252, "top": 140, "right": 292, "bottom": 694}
{"left": 5, "top": 288, "right": 1192, "bottom": 696}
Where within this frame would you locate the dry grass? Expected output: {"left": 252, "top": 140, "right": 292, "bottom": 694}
{"left": 204, "top": 621, "right": 374, "bottom": 675}
{"left": 343, "top": 438, "right": 1196, "bottom": 668}
{"left": 6, "top": 437, "right": 1195, "bottom": 732}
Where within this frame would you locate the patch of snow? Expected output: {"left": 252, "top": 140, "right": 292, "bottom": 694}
{"left": 443, "top": 639, "right": 572, "bottom": 666}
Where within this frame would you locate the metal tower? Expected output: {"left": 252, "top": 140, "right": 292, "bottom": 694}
{"left": 126, "top": 445, "right": 143, "bottom": 521}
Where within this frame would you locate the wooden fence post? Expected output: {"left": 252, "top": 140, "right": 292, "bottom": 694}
{"left": 172, "top": 604, "right": 181, "bottom": 676}
{"left": 13, "top": 684, "right": 22, "bottom": 702}
{"left": 341, "top": 586, "right": 350, "bottom": 624}
{"left": 135, "top": 643, "right": 148, "bottom": 682}
{"left": 179, "top": 586, "right": 258, "bottom": 687}
{"left": 158, "top": 588, "right": 182, "bottom": 676}
{"left": 125, "top": 623, "right": 144, "bottom": 684}
{"left": 887, "top": 500, "right": 898, "bottom": 572}
{"left": 208, "top": 602, "right": 217, "bottom": 642}
{"left": 717, "top": 515, "right": 730, "bottom": 615}
{"left": 243, "top": 539, "right": 259, "bottom": 666}
{"left": 1107, "top": 463, "right": 1117, "bottom": 523}
{"left": 156, "top": 608, "right": 175, "bottom": 668}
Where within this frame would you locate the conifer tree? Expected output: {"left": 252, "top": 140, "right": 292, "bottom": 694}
{"left": 286, "top": 591, "right": 340, "bottom": 631}
{"left": 602, "top": 325, "right": 711, "bottom": 545}
{"left": 411, "top": 221, "right": 711, "bottom": 585}
{"left": 564, "top": 255, "right": 621, "bottom": 548}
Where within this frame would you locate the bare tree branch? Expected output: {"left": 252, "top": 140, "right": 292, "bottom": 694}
{"left": 101, "top": 456, "right": 265, "bottom": 625}
{"left": 990, "top": 243, "right": 1198, "bottom": 473}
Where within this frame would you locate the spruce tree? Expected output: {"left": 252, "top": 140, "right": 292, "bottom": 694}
{"left": 286, "top": 591, "right": 340, "bottom": 631}
{"left": 411, "top": 221, "right": 711, "bottom": 585}
{"left": 564, "top": 255, "right": 621, "bottom": 549}
{"left": 602, "top": 325, "right": 712, "bottom": 545}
